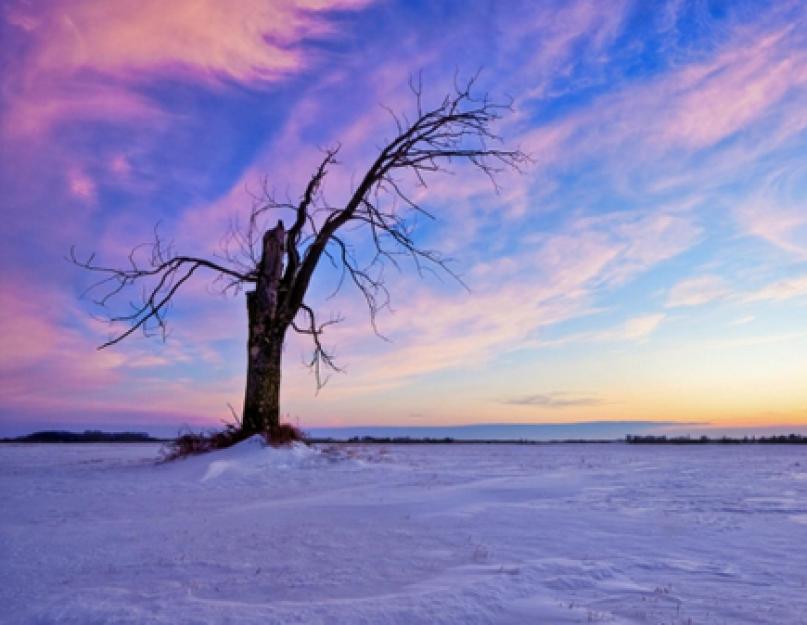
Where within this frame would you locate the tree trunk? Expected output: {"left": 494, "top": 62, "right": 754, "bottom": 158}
{"left": 242, "top": 293, "right": 285, "bottom": 435}
{"left": 241, "top": 221, "right": 287, "bottom": 436}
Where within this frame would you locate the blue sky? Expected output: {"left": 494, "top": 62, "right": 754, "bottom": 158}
{"left": 0, "top": 0, "right": 805, "bottom": 435}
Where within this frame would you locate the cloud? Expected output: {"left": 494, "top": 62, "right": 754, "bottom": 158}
{"left": 621, "top": 314, "right": 666, "bottom": 340}
{"left": 500, "top": 392, "right": 605, "bottom": 408}
{"left": 0, "top": 80, "right": 166, "bottom": 140}
{"left": 66, "top": 168, "right": 97, "bottom": 202}
{"left": 664, "top": 272, "right": 807, "bottom": 309}
{"left": 582, "top": 313, "right": 667, "bottom": 342}
{"left": 1, "top": 0, "right": 371, "bottom": 137}
{"left": 743, "top": 275, "right": 807, "bottom": 303}
{"left": 736, "top": 194, "right": 807, "bottom": 261}
{"left": 522, "top": 210, "right": 701, "bottom": 295}
{"left": 655, "top": 26, "right": 805, "bottom": 149}
{"left": 502, "top": 0, "right": 630, "bottom": 103}
{"left": 537, "top": 313, "right": 666, "bottom": 350}
{"left": 0, "top": 281, "right": 124, "bottom": 397}
{"left": 514, "top": 11, "right": 807, "bottom": 188}
{"left": 666, "top": 275, "right": 731, "bottom": 308}
{"left": 5, "top": 0, "right": 370, "bottom": 81}
{"left": 0, "top": 276, "right": 243, "bottom": 424}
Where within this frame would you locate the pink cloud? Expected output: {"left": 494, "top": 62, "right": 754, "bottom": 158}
{"left": 736, "top": 200, "right": 807, "bottom": 260}
{"left": 539, "top": 313, "right": 666, "bottom": 348}
{"left": 666, "top": 275, "right": 731, "bottom": 308}
{"left": 621, "top": 313, "right": 665, "bottom": 340}
{"left": 623, "top": 25, "right": 807, "bottom": 153}
{"left": 0, "top": 289, "right": 63, "bottom": 371}
{"left": 0, "top": 277, "right": 242, "bottom": 426}
{"left": 514, "top": 18, "right": 807, "bottom": 176}
{"left": 664, "top": 272, "right": 807, "bottom": 310}
{"left": 7, "top": 0, "right": 369, "bottom": 82}
{"left": 108, "top": 154, "right": 132, "bottom": 177}
{"left": 0, "top": 282, "right": 124, "bottom": 401}
{"left": 1, "top": 80, "right": 166, "bottom": 139}
{"left": 743, "top": 275, "right": 807, "bottom": 303}
{"left": 66, "top": 167, "right": 96, "bottom": 202}
{"left": 656, "top": 27, "right": 805, "bottom": 149}
{"left": 1, "top": 0, "right": 372, "bottom": 138}
{"left": 502, "top": 0, "right": 630, "bottom": 102}
{"left": 552, "top": 210, "right": 702, "bottom": 289}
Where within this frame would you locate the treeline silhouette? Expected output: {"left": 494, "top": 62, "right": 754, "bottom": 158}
{"left": 2, "top": 430, "right": 162, "bottom": 443}
{"left": 626, "top": 434, "right": 807, "bottom": 444}
{"left": 5, "top": 431, "right": 805, "bottom": 445}
{"left": 311, "top": 435, "right": 807, "bottom": 445}
{"left": 307, "top": 436, "right": 615, "bottom": 444}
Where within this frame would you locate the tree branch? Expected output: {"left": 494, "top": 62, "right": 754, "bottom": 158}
{"left": 290, "top": 303, "right": 344, "bottom": 390}
{"left": 70, "top": 230, "right": 255, "bottom": 349}
{"left": 284, "top": 75, "right": 527, "bottom": 322}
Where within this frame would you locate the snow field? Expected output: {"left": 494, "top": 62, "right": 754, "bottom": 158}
{"left": 1, "top": 440, "right": 806, "bottom": 624}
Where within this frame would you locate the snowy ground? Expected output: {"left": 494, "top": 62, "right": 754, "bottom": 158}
{"left": 1, "top": 440, "right": 806, "bottom": 625}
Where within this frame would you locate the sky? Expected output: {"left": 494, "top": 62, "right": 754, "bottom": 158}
{"left": 1, "top": 0, "right": 806, "bottom": 437}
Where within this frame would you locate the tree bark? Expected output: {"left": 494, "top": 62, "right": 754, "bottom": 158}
{"left": 242, "top": 222, "right": 287, "bottom": 436}
{"left": 242, "top": 297, "right": 285, "bottom": 435}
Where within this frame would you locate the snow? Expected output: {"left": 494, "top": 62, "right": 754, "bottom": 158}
{"left": 198, "top": 436, "right": 322, "bottom": 481}
{"left": 1, "top": 442, "right": 806, "bottom": 624}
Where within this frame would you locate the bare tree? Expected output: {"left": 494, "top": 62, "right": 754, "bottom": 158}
{"left": 72, "top": 77, "right": 527, "bottom": 438}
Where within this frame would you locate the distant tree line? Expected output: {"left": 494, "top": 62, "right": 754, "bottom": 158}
{"left": 2, "top": 430, "right": 162, "bottom": 443}
{"left": 307, "top": 436, "right": 617, "bottom": 445}
{"left": 8, "top": 431, "right": 803, "bottom": 445}
{"left": 625, "top": 434, "right": 807, "bottom": 445}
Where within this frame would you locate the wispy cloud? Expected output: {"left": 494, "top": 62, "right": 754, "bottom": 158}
{"left": 736, "top": 191, "right": 807, "bottom": 261}
{"left": 666, "top": 275, "right": 731, "bottom": 308}
{"left": 1, "top": 0, "right": 371, "bottom": 137}
{"left": 743, "top": 275, "right": 807, "bottom": 303}
{"left": 500, "top": 392, "right": 605, "bottom": 408}
{"left": 0, "top": 277, "right": 242, "bottom": 426}
{"left": 539, "top": 313, "right": 667, "bottom": 349}
{"left": 654, "top": 25, "right": 805, "bottom": 149}
{"left": 510, "top": 9, "right": 807, "bottom": 199}
{"left": 665, "top": 273, "right": 807, "bottom": 309}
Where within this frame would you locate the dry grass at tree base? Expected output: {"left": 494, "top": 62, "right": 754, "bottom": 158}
{"left": 162, "top": 423, "right": 305, "bottom": 461}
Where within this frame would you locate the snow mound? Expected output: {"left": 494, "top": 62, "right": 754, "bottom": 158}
{"left": 200, "top": 436, "right": 321, "bottom": 481}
